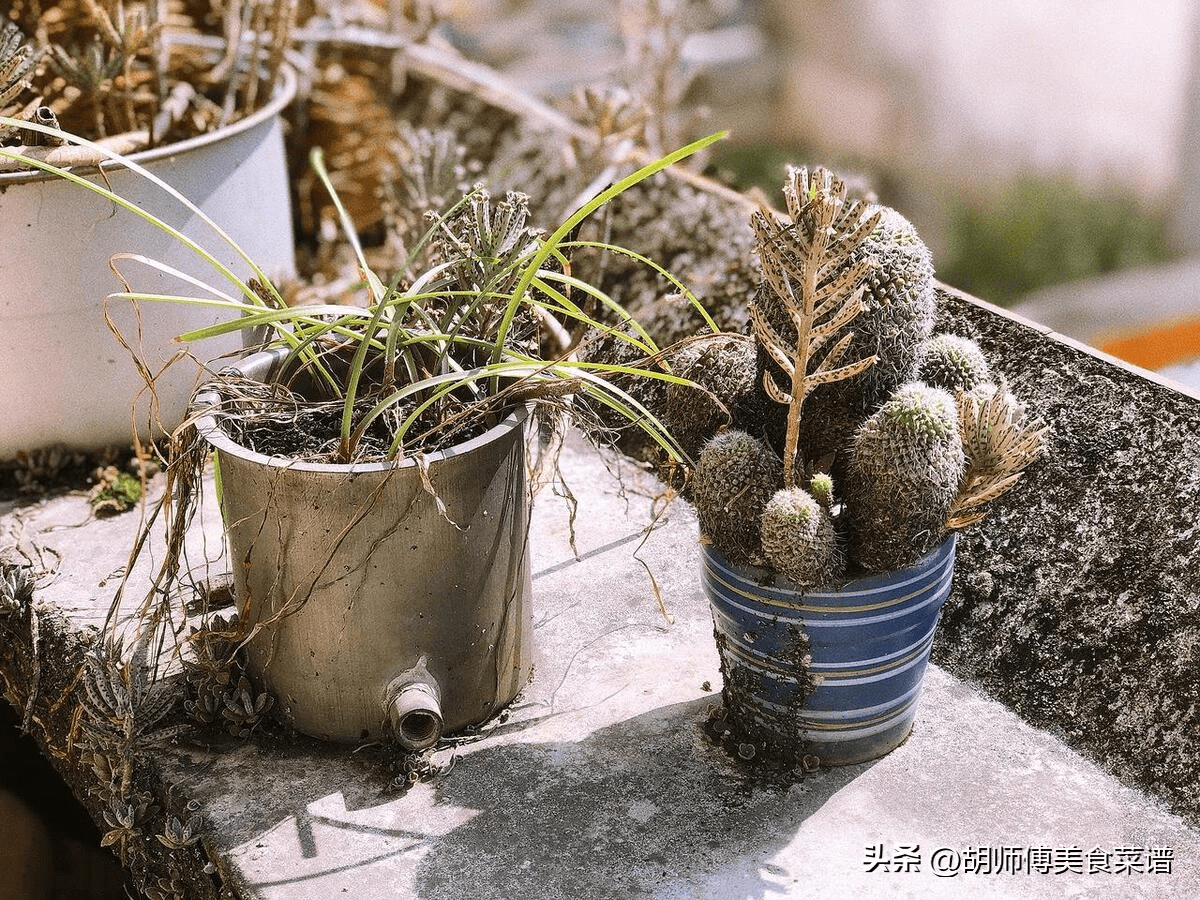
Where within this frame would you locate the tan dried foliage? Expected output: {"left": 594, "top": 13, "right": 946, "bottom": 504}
{"left": 946, "top": 378, "right": 1048, "bottom": 529}
{"left": 749, "top": 166, "right": 880, "bottom": 487}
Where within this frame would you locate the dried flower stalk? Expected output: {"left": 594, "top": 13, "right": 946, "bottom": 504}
{"left": 750, "top": 167, "right": 881, "bottom": 487}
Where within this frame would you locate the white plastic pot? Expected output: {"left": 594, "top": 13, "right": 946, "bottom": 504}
{"left": 0, "top": 65, "right": 298, "bottom": 460}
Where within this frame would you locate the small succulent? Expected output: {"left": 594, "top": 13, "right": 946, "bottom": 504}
{"left": 100, "top": 790, "right": 158, "bottom": 863}
{"left": 692, "top": 430, "right": 782, "bottom": 564}
{"left": 156, "top": 814, "right": 204, "bottom": 850}
{"left": 948, "top": 379, "right": 1049, "bottom": 529}
{"left": 88, "top": 466, "right": 142, "bottom": 515}
{"left": 759, "top": 486, "right": 842, "bottom": 589}
{"left": 0, "top": 23, "right": 39, "bottom": 141}
{"left": 0, "top": 561, "right": 33, "bottom": 616}
{"left": 221, "top": 676, "right": 274, "bottom": 738}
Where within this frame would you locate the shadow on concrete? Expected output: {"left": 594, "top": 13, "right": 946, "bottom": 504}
{"left": 412, "top": 696, "right": 872, "bottom": 900}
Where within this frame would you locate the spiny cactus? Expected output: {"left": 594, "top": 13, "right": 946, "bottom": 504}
{"left": 808, "top": 472, "right": 835, "bottom": 511}
{"left": 693, "top": 430, "right": 783, "bottom": 564}
{"left": 760, "top": 486, "right": 842, "bottom": 589}
{"left": 844, "top": 383, "right": 966, "bottom": 572}
{"left": 786, "top": 204, "right": 938, "bottom": 463}
{"left": 573, "top": 324, "right": 674, "bottom": 464}
{"left": 917, "top": 333, "right": 992, "bottom": 393}
{"left": 662, "top": 333, "right": 764, "bottom": 461}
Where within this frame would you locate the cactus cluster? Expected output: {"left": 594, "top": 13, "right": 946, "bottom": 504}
{"left": 688, "top": 166, "right": 1047, "bottom": 584}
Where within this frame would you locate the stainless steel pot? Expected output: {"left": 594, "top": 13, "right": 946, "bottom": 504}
{"left": 195, "top": 349, "right": 534, "bottom": 747}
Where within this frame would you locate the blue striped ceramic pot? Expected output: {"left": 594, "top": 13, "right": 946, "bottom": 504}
{"left": 702, "top": 535, "right": 956, "bottom": 766}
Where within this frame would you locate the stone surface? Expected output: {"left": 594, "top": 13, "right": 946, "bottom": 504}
{"left": 3, "top": 431, "right": 1200, "bottom": 898}
{"left": 933, "top": 287, "right": 1200, "bottom": 825}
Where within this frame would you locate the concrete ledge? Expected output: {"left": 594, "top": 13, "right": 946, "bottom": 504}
{"left": 3, "top": 433, "right": 1200, "bottom": 898}
{"left": 933, "top": 286, "right": 1200, "bottom": 825}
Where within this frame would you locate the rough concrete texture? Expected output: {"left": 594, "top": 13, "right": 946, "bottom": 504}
{"left": 933, "top": 287, "right": 1200, "bottom": 826}
{"left": 3, "top": 433, "right": 1200, "bottom": 898}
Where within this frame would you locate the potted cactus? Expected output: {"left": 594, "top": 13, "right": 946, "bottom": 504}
{"left": 662, "top": 167, "right": 1048, "bottom": 767}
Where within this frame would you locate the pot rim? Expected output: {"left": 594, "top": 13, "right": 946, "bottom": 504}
{"left": 0, "top": 44, "right": 298, "bottom": 187}
{"left": 702, "top": 532, "right": 957, "bottom": 600}
{"left": 194, "top": 348, "right": 530, "bottom": 474}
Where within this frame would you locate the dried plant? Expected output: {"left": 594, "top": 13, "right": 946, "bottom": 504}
{"left": 616, "top": 0, "right": 696, "bottom": 157}
{"left": 10, "top": 444, "right": 90, "bottom": 493}
{"left": 3, "top": 0, "right": 294, "bottom": 152}
{"left": 569, "top": 83, "right": 649, "bottom": 152}
{"left": 749, "top": 167, "right": 881, "bottom": 487}
{"left": 947, "top": 380, "right": 1049, "bottom": 529}
{"left": 0, "top": 22, "right": 40, "bottom": 141}
{"left": 46, "top": 0, "right": 160, "bottom": 138}
{"left": 383, "top": 125, "right": 473, "bottom": 264}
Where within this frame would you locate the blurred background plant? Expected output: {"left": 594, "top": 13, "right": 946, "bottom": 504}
{"left": 936, "top": 177, "right": 1172, "bottom": 308}
{"left": 2, "top": 0, "right": 295, "bottom": 149}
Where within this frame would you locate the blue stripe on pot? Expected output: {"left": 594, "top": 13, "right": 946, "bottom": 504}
{"left": 703, "top": 534, "right": 956, "bottom": 766}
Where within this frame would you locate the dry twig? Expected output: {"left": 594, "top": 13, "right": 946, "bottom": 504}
{"left": 946, "top": 379, "right": 1048, "bottom": 529}
{"left": 749, "top": 167, "right": 881, "bottom": 487}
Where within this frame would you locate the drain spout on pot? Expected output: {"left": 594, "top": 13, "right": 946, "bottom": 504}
{"left": 383, "top": 658, "right": 443, "bottom": 751}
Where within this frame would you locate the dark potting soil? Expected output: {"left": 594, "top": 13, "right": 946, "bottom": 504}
{"left": 705, "top": 624, "right": 822, "bottom": 775}
{"left": 218, "top": 397, "right": 495, "bottom": 464}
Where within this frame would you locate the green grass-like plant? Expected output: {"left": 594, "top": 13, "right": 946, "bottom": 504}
{"left": 0, "top": 114, "right": 726, "bottom": 465}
